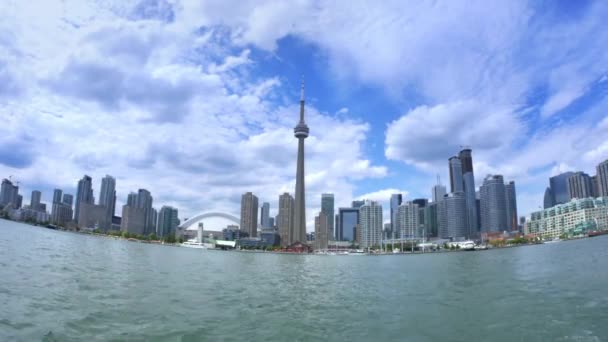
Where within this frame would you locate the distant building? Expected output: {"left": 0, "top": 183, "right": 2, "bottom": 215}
{"left": 505, "top": 181, "right": 518, "bottom": 231}
{"left": 78, "top": 203, "right": 110, "bottom": 230}
{"left": 157, "top": 206, "right": 179, "bottom": 237}
{"left": 260, "top": 230, "right": 280, "bottom": 246}
{"left": 543, "top": 187, "right": 554, "bottom": 209}
{"left": 99, "top": 175, "right": 116, "bottom": 222}
{"left": 390, "top": 194, "right": 402, "bottom": 238}
{"left": 439, "top": 192, "right": 467, "bottom": 239}
{"left": 52, "top": 189, "right": 63, "bottom": 205}
{"left": 268, "top": 217, "right": 275, "bottom": 228}
{"left": 359, "top": 200, "right": 382, "bottom": 248}
{"left": 63, "top": 194, "right": 73, "bottom": 207}
{"left": 260, "top": 202, "right": 270, "bottom": 228}
{"left": 459, "top": 148, "right": 478, "bottom": 236}
{"left": 51, "top": 202, "right": 73, "bottom": 227}
{"left": 396, "top": 201, "right": 418, "bottom": 239}
{"left": 432, "top": 184, "right": 446, "bottom": 203}
{"left": 425, "top": 202, "right": 439, "bottom": 238}
{"left": 480, "top": 175, "right": 508, "bottom": 233}
{"left": 135, "top": 189, "right": 154, "bottom": 235}
{"left": 75, "top": 175, "right": 94, "bottom": 223}
{"left": 321, "top": 194, "right": 335, "bottom": 238}
{"left": 30, "top": 190, "right": 42, "bottom": 211}
{"left": 278, "top": 193, "right": 294, "bottom": 246}
{"left": 351, "top": 200, "right": 365, "bottom": 208}
{"left": 0, "top": 178, "right": 20, "bottom": 209}
{"left": 526, "top": 197, "right": 608, "bottom": 239}
{"left": 449, "top": 156, "right": 464, "bottom": 193}
{"left": 240, "top": 192, "right": 259, "bottom": 238}
{"left": 567, "top": 171, "right": 594, "bottom": 200}
{"left": 338, "top": 207, "right": 358, "bottom": 241}
{"left": 223, "top": 226, "right": 248, "bottom": 241}
{"left": 314, "top": 211, "right": 329, "bottom": 250}
{"left": 549, "top": 171, "right": 575, "bottom": 206}
{"left": 597, "top": 160, "right": 608, "bottom": 197}
{"left": 121, "top": 205, "right": 146, "bottom": 235}
{"left": 591, "top": 175, "right": 599, "bottom": 198}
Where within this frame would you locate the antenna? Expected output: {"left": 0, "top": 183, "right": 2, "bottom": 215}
{"left": 436, "top": 174, "right": 441, "bottom": 185}
{"left": 300, "top": 76, "right": 305, "bottom": 102}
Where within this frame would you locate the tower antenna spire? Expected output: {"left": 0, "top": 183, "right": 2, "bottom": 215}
{"left": 300, "top": 76, "right": 305, "bottom": 102}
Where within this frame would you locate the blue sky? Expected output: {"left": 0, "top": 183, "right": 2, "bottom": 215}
{"left": 1, "top": 0, "right": 607, "bottom": 230}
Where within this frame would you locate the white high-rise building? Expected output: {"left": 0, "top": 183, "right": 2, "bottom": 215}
{"left": 396, "top": 201, "right": 418, "bottom": 240}
{"left": 359, "top": 200, "right": 383, "bottom": 248}
{"left": 240, "top": 192, "right": 259, "bottom": 238}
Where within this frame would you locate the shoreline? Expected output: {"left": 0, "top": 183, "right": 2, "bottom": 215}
{"left": 1, "top": 218, "right": 602, "bottom": 256}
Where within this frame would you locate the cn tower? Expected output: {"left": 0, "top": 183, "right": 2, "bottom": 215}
{"left": 292, "top": 80, "right": 309, "bottom": 244}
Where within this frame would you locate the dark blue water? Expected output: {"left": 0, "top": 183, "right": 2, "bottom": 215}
{"left": 1, "top": 219, "right": 607, "bottom": 341}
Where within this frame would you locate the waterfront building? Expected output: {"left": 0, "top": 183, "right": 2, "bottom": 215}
{"left": 74, "top": 175, "right": 94, "bottom": 223}
{"left": 425, "top": 202, "right": 439, "bottom": 238}
{"left": 240, "top": 192, "right": 259, "bottom": 238}
{"left": 223, "top": 225, "right": 248, "bottom": 241}
{"left": 157, "top": 206, "right": 179, "bottom": 237}
{"left": 150, "top": 207, "right": 157, "bottom": 235}
{"left": 99, "top": 175, "right": 116, "bottom": 221}
{"left": 439, "top": 192, "right": 467, "bottom": 239}
{"left": 591, "top": 175, "right": 599, "bottom": 198}
{"left": 135, "top": 189, "right": 154, "bottom": 235}
{"left": 78, "top": 202, "right": 110, "bottom": 230}
{"left": 413, "top": 198, "right": 428, "bottom": 238}
{"left": 526, "top": 197, "right": 608, "bottom": 239}
{"left": 338, "top": 207, "right": 358, "bottom": 241}
{"left": 127, "top": 192, "right": 137, "bottom": 207}
{"left": 480, "top": 175, "right": 508, "bottom": 232}
{"left": 30, "top": 190, "right": 42, "bottom": 211}
{"left": 359, "top": 200, "right": 382, "bottom": 248}
{"left": 278, "top": 193, "right": 294, "bottom": 246}
{"left": 268, "top": 217, "right": 275, "bottom": 229}
{"left": 293, "top": 80, "right": 310, "bottom": 245}
{"left": 505, "top": 181, "right": 518, "bottom": 231}
{"left": 260, "top": 202, "right": 270, "bottom": 228}
{"left": 321, "top": 194, "right": 334, "bottom": 238}
{"left": 260, "top": 230, "right": 280, "bottom": 246}
{"left": 396, "top": 201, "right": 418, "bottom": 239}
{"left": 390, "top": 194, "right": 402, "bottom": 238}
{"left": 51, "top": 202, "right": 73, "bottom": 227}
{"left": 549, "top": 171, "right": 575, "bottom": 206}
{"left": 459, "top": 148, "right": 478, "bottom": 235}
{"left": 121, "top": 205, "right": 146, "bottom": 235}
{"left": 314, "top": 211, "right": 329, "bottom": 250}
{"left": 449, "top": 156, "right": 464, "bottom": 193}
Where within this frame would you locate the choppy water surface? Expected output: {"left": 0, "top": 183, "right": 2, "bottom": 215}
{"left": 1, "top": 219, "right": 607, "bottom": 341}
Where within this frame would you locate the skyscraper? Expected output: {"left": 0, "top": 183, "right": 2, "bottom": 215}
{"left": 449, "top": 156, "right": 464, "bottom": 193}
{"left": 597, "top": 159, "right": 608, "bottom": 197}
{"left": 439, "top": 192, "right": 467, "bottom": 239}
{"left": 432, "top": 184, "right": 446, "bottom": 203}
{"left": 293, "top": 81, "right": 309, "bottom": 245}
{"left": 314, "top": 211, "right": 329, "bottom": 251}
{"left": 359, "top": 200, "right": 383, "bottom": 248}
{"left": 127, "top": 192, "right": 137, "bottom": 207}
{"left": 549, "top": 171, "right": 574, "bottom": 206}
{"left": 135, "top": 189, "right": 154, "bottom": 235}
{"left": 505, "top": 181, "right": 518, "bottom": 231}
{"left": 567, "top": 171, "right": 593, "bottom": 200}
{"left": 157, "top": 206, "right": 179, "bottom": 237}
{"left": 75, "top": 175, "right": 94, "bottom": 223}
{"left": 30, "top": 190, "right": 42, "bottom": 211}
{"left": 396, "top": 201, "right": 418, "bottom": 239}
{"left": 321, "top": 194, "right": 334, "bottom": 238}
{"left": 351, "top": 200, "right": 365, "bottom": 208}
{"left": 459, "top": 148, "right": 478, "bottom": 236}
{"left": 260, "top": 202, "right": 270, "bottom": 228}
{"left": 99, "top": 175, "right": 116, "bottom": 219}
{"left": 591, "top": 175, "right": 599, "bottom": 198}
{"left": 480, "top": 175, "right": 508, "bottom": 232}
{"left": 338, "top": 207, "right": 358, "bottom": 241}
{"left": 0, "top": 178, "right": 20, "bottom": 209}
{"left": 52, "top": 189, "right": 63, "bottom": 205}
{"left": 240, "top": 192, "right": 259, "bottom": 237}
{"left": 543, "top": 187, "right": 554, "bottom": 209}
{"left": 63, "top": 194, "right": 73, "bottom": 207}
{"left": 278, "top": 192, "right": 294, "bottom": 246}
{"left": 390, "top": 194, "right": 402, "bottom": 239}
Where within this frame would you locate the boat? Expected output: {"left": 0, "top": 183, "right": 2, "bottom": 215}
{"left": 350, "top": 249, "right": 366, "bottom": 255}
{"left": 543, "top": 237, "right": 561, "bottom": 244}
{"left": 474, "top": 244, "right": 488, "bottom": 251}
{"left": 338, "top": 251, "right": 350, "bottom": 255}
{"left": 458, "top": 241, "right": 476, "bottom": 251}
{"left": 181, "top": 239, "right": 212, "bottom": 249}
{"left": 588, "top": 230, "right": 608, "bottom": 237}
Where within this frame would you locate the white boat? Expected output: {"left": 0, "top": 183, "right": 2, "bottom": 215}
{"left": 544, "top": 237, "right": 561, "bottom": 244}
{"left": 181, "top": 239, "right": 212, "bottom": 249}
{"left": 350, "top": 250, "right": 366, "bottom": 255}
{"left": 474, "top": 244, "right": 488, "bottom": 250}
{"left": 458, "top": 241, "right": 476, "bottom": 251}
{"left": 338, "top": 251, "right": 350, "bottom": 255}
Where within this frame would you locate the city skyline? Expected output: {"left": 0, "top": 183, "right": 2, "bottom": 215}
{"left": 1, "top": 1, "right": 608, "bottom": 231}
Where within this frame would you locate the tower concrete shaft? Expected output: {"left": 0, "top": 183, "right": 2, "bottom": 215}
{"left": 293, "top": 80, "right": 309, "bottom": 244}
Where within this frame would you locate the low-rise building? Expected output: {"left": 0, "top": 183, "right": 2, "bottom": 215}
{"left": 526, "top": 197, "right": 608, "bottom": 239}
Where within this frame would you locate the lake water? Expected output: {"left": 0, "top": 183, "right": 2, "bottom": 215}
{"left": 1, "top": 219, "right": 607, "bottom": 341}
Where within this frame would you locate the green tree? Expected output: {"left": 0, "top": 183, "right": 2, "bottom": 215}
{"left": 164, "top": 233, "right": 176, "bottom": 243}
{"left": 149, "top": 233, "right": 158, "bottom": 241}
